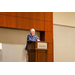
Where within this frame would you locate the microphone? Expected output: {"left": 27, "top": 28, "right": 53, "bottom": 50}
{"left": 34, "top": 36, "right": 40, "bottom": 41}
{"left": 34, "top": 36, "right": 39, "bottom": 39}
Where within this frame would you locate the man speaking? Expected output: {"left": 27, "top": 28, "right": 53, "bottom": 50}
{"left": 25, "top": 28, "right": 40, "bottom": 50}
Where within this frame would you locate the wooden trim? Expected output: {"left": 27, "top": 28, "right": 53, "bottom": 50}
{"left": 28, "top": 49, "right": 49, "bottom": 50}
{"left": 29, "top": 41, "right": 49, "bottom": 43}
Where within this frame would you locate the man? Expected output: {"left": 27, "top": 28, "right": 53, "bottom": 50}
{"left": 25, "top": 28, "right": 40, "bottom": 50}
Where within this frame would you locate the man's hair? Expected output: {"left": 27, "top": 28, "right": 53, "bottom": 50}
{"left": 30, "top": 28, "right": 35, "bottom": 32}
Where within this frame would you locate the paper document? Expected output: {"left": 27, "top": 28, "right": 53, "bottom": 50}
{"left": 0, "top": 43, "right": 2, "bottom": 49}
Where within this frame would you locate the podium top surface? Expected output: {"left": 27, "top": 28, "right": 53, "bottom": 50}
{"left": 29, "top": 41, "right": 49, "bottom": 43}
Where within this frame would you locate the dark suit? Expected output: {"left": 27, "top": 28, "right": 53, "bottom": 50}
{"left": 25, "top": 34, "right": 38, "bottom": 50}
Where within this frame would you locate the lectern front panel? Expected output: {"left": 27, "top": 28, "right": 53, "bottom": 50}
{"left": 28, "top": 41, "right": 49, "bottom": 62}
{"left": 37, "top": 42, "right": 47, "bottom": 49}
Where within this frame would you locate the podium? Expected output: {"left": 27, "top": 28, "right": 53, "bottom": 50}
{"left": 28, "top": 41, "right": 49, "bottom": 62}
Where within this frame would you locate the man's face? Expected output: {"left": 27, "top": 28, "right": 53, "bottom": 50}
{"left": 31, "top": 31, "right": 35, "bottom": 36}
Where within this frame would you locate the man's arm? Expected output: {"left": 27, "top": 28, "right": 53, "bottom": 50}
{"left": 27, "top": 35, "right": 33, "bottom": 43}
{"left": 35, "top": 35, "right": 40, "bottom": 41}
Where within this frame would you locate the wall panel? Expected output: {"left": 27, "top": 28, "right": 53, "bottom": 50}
{"left": 36, "top": 12, "right": 44, "bottom": 20}
{"left": 0, "top": 28, "right": 40, "bottom": 62}
{"left": 29, "top": 19, "right": 36, "bottom": 29}
{"left": 27, "top": 19, "right": 45, "bottom": 31}
{"left": 17, "top": 12, "right": 25, "bottom": 17}
{"left": 0, "top": 12, "right": 2, "bottom": 15}
{"left": 45, "top": 21, "right": 53, "bottom": 31}
{"left": 29, "top": 12, "right": 37, "bottom": 19}
{"left": 3, "top": 12, "right": 16, "bottom": 16}
{"left": 17, "top": 17, "right": 25, "bottom": 29}
{"left": 3, "top": 15, "right": 7, "bottom": 27}
{"left": 47, "top": 54, "right": 53, "bottom": 62}
{"left": 6, "top": 16, "right": 16, "bottom": 28}
{"left": 16, "top": 18, "right": 45, "bottom": 31}
{"left": 45, "top": 12, "right": 52, "bottom": 21}
{"left": 45, "top": 32, "right": 53, "bottom": 43}
{"left": 25, "top": 19, "right": 31, "bottom": 29}
{"left": 0, "top": 15, "right": 3, "bottom": 26}
{"left": 44, "top": 12, "right": 53, "bottom": 62}
{"left": 25, "top": 12, "right": 37, "bottom": 19}
{"left": 53, "top": 12, "right": 75, "bottom": 27}
{"left": 24, "top": 19, "right": 36, "bottom": 29}
{"left": 48, "top": 44, "right": 53, "bottom": 54}
{"left": 17, "top": 18, "right": 37, "bottom": 30}
{"left": 7, "top": 12, "right": 16, "bottom": 16}
{"left": 53, "top": 25, "right": 75, "bottom": 62}
{"left": 24, "top": 12, "right": 45, "bottom": 20}
{"left": 25, "top": 12, "right": 30, "bottom": 19}
{"left": 3, "top": 12, "right": 6, "bottom": 15}
{"left": 36, "top": 20, "right": 44, "bottom": 31}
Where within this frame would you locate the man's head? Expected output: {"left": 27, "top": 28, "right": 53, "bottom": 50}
{"left": 30, "top": 28, "right": 35, "bottom": 36}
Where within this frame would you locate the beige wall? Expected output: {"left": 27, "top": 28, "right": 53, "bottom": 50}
{"left": 0, "top": 28, "right": 40, "bottom": 62}
{"left": 53, "top": 12, "right": 75, "bottom": 27}
{"left": 53, "top": 12, "right": 75, "bottom": 62}
{"left": 53, "top": 25, "right": 75, "bottom": 62}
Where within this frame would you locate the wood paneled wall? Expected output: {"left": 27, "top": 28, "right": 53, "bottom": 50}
{"left": 44, "top": 12, "right": 53, "bottom": 62}
{"left": 0, "top": 12, "right": 53, "bottom": 62}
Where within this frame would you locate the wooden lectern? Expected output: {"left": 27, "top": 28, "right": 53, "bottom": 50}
{"left": 28, "top": 41, "right": 49, "bottom": 62}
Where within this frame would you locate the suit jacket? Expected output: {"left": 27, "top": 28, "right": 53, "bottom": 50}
{"left": 25, "top": 34, "right": 38, "bottom": 50}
